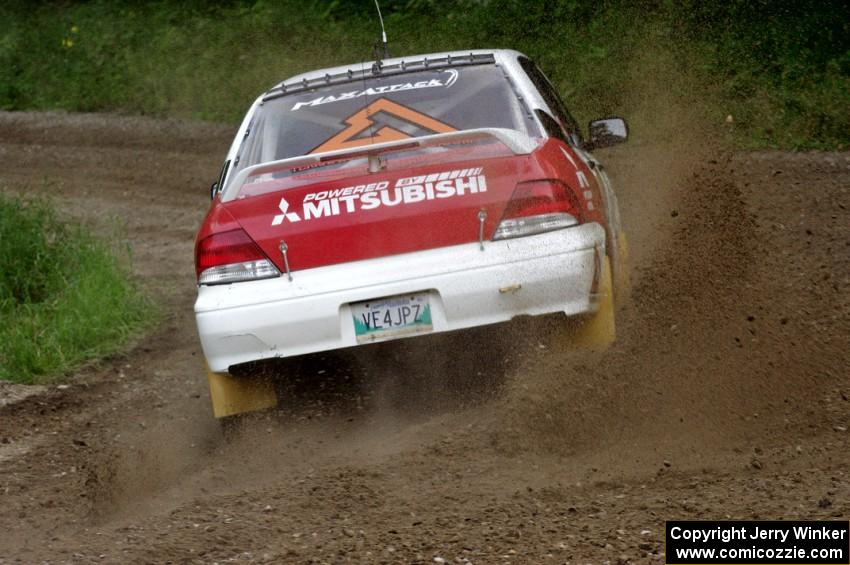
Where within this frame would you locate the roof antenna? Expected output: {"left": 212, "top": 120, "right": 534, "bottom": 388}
{"left": 372, "top": 0, "right": 389, "bottom": 73}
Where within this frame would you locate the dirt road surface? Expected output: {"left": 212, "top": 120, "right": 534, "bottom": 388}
{"left": 0, "top": 111, "right": 847, "bottom": 564}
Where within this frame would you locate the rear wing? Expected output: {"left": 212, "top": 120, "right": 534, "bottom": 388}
{"left": 220, "top": 128, "right": 539, "bottom": 203}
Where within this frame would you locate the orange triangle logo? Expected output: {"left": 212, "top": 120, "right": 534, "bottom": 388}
{"left": 310, "top": 98, "right": 457, "bottom": 155}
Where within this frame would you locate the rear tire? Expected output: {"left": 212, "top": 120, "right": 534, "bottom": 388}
{"left": 219, "top": 412, "right": 248, "bottom": 441}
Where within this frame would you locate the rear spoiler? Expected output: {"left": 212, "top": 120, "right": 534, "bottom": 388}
{"left": 220, "top": 128, "right": 539, "bottom": 202}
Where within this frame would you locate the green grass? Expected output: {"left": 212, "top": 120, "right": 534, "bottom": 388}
{"left": 0, "top": 0, "right": 847, "bottom": 149}
{"left": 0, "top": 194, "right": 155, "bottom": 384}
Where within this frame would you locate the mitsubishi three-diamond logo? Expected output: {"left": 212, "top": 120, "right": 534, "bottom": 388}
{"left": 271, "top": 197, "right": 301, "bottom": 225}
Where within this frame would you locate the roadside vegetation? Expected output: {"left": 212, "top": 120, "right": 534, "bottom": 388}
{"left": 1, "top": 0, "right": 847, "bottom": 149}
{"left": 0, "top": 193, "right": 154, "bottom": 384}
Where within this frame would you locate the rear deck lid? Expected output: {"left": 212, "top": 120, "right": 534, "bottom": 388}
{"left": 224, "top": 140, "right": 535, "bottom": 272}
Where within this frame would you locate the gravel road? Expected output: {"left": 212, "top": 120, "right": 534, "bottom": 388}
{"left": 0, "top": 111, "right": 847, "bottom": 564}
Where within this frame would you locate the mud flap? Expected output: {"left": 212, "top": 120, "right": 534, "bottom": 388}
{"left": 614, "top": 230, "right": 631, "bottom": 303}
{"left": 570, "top": 255, "right": 616, "bottom": 350}
{"left": 206, "top": 366, "right": 277, "bottom": 419}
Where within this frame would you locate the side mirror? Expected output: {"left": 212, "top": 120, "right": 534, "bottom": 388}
{"left": 209, "top": 181, "right": 219, "bottom": 200}
{"left": 586, "top": 117, "right": 628, "bottom": 150}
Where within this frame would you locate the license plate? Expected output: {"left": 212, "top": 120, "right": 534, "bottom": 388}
{"left": 351, "top": 293, "right": 433, "bottom": 343}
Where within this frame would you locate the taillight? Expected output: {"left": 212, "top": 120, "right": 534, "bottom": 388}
{"left": 195, "top": 229, "right": 279, "bottom": 285}
{"left": 493, "top": 180, "right": 581, "bottom": 241}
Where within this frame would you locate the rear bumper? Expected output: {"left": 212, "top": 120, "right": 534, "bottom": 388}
{"left": 195, "top": 223, "right": 605, "bottom": 373}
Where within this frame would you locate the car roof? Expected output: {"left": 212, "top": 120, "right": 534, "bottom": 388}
{"left": 265, "top": 49, "right": 527, "bottom": 99}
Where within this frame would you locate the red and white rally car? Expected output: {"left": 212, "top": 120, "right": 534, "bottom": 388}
{"left": 194, "top": 49, "right": 629, "bottom": 419}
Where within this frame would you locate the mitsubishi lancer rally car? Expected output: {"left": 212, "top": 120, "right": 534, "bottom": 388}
{"left": 194, "top": 49, "right": 629, "bottom": 419}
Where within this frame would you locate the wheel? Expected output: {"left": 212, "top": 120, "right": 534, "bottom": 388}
{"left": 569, "top": 255, "right": 616, "bottom": 350}
{"left": 219, "top": 411, "right": 249, "bottom": 441}
{"left": 206, "top": 364, "right": 278, "bottom": 419}
{"left": 218, "top": 408, "right": 278, "bottom": 441}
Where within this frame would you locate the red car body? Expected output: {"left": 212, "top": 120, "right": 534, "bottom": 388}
{"left": 193, "top": 50, "right": 628, "bottom": 419}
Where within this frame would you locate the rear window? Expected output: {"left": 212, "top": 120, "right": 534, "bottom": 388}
{"left": 233, "top": 63, "right": 539, "bottom": 173}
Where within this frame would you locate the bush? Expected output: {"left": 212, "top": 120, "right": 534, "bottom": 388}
{"left": 0, "top": 0, "right": 846, "bottom": 147}
{"left": 0, "top": 194, "right": 155, "bottom": 384}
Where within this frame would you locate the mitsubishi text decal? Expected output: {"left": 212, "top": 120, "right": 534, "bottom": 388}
{"left": 270, "top": 167, "right": 486, "bottom": 225}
